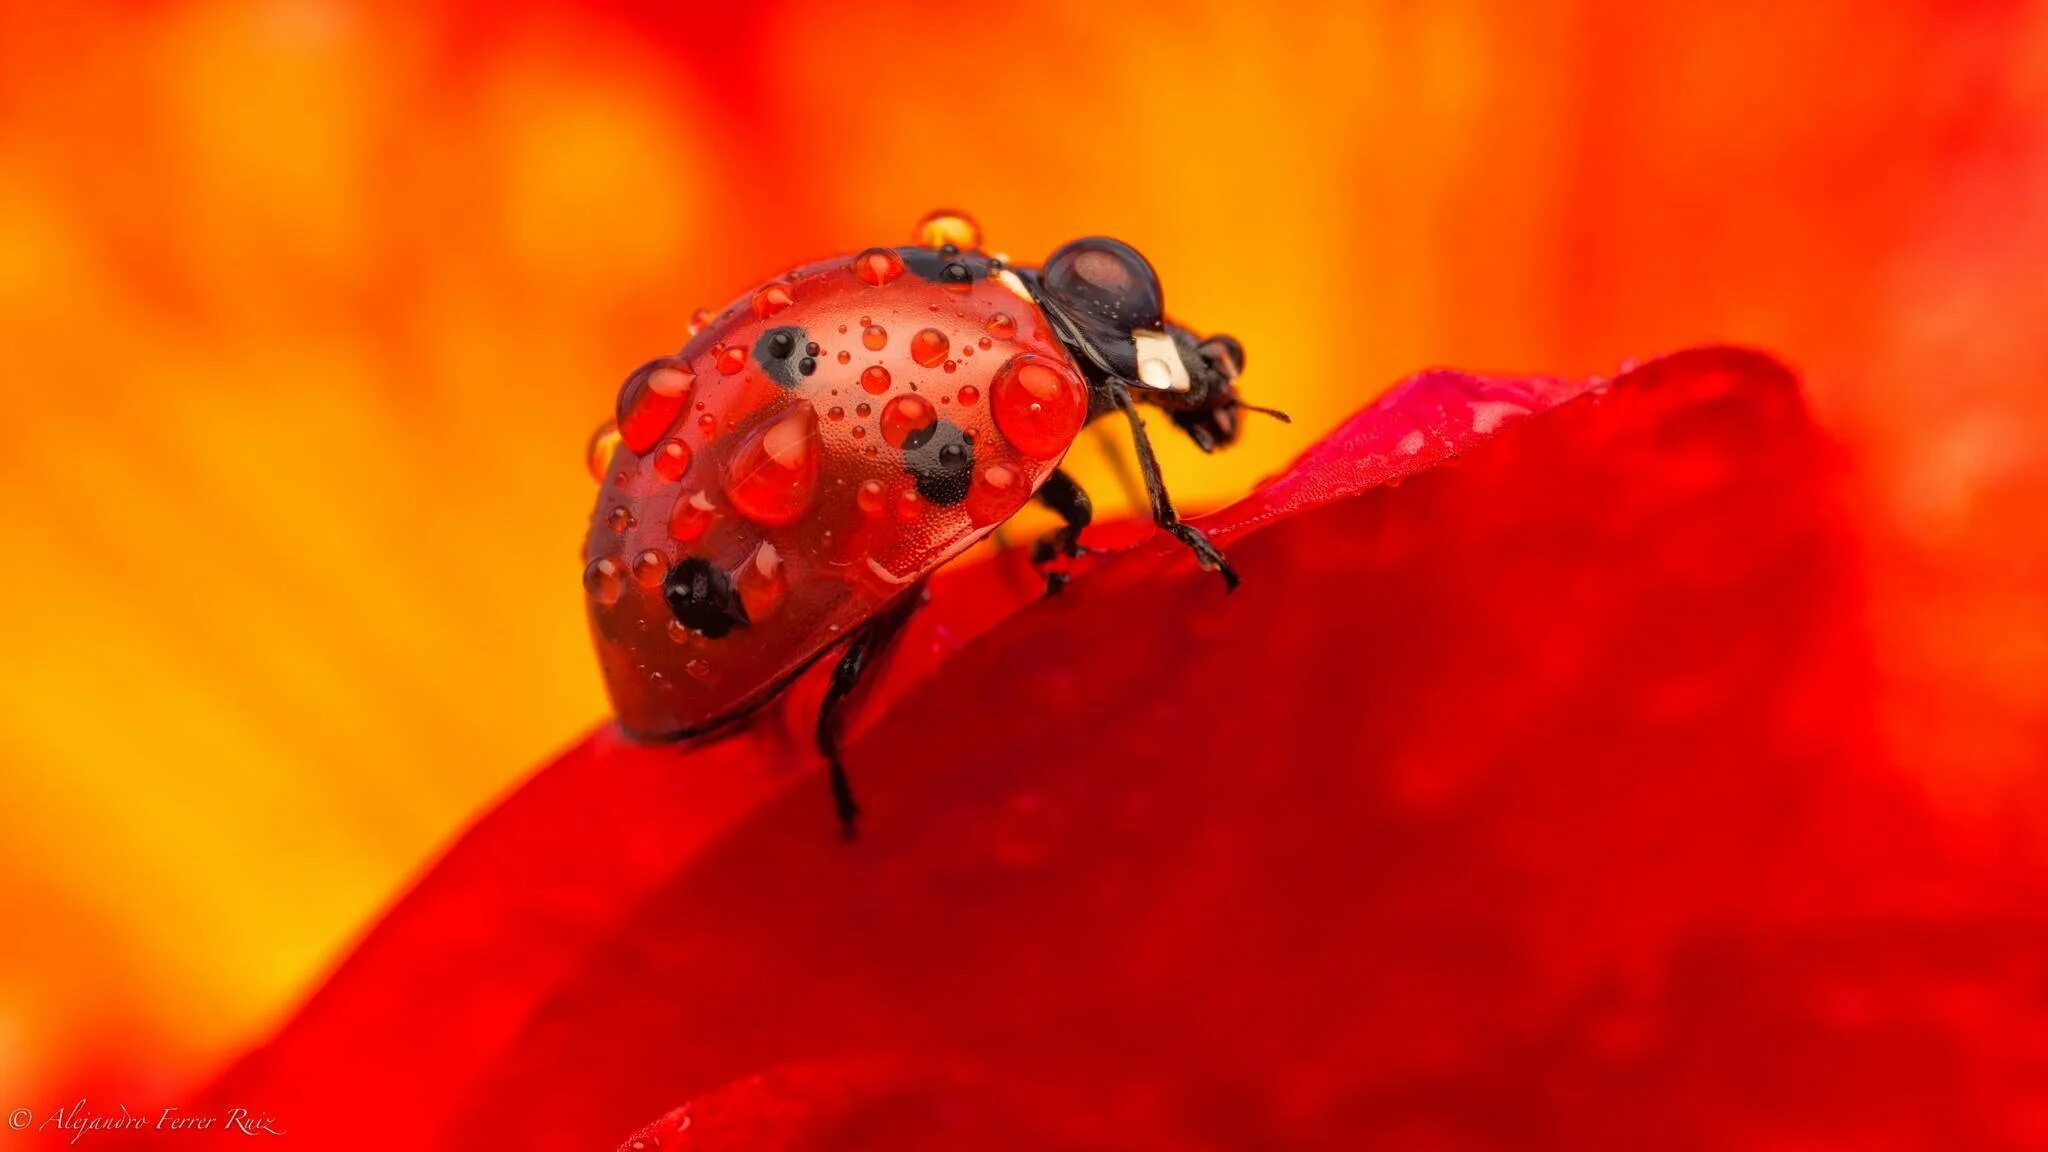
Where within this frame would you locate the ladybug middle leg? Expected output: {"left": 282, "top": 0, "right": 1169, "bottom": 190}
{"left": 1029, "top": 468, "right": 1092, "bottom": 596}
{"left": 814, "top": 584, "right": 924, "bottom": 840}
{"left": 1109, "top": 384, "right": 1239, "bottom": 592}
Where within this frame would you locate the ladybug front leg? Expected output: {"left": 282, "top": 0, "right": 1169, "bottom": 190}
{"left": 814, "top": 584, "right": 925, "bottom": 840}
{"left": 1029, "top": 468, "right": 1093, "bottom": 596}
{"left": 1109, "top": 384, "right": 1240, "bottom": 592}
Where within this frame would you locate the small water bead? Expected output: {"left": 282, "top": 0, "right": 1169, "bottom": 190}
{"left": 990, "top": 353, "right": 1088, "bottom": 460}
{"left": 723, "top": 402, "right": 822, "bottom": 526}
{"left": 894, "top": 487, "right": 924, "bottom": 521}
{"left": 716, "top": 344, "right": 747, "bottom": 375}
{"left": 807, "top": 341, "right": 821, "bottom": 356}
{"left": 942, "top": 360, "right": 958, "bottom": 374}
{"left": 583, "top": 556, "right": 623, "bottom": 605}
{"left": 827, "top": 405, "right": 845, "bottom": 421}
{"left": 857, "top": 478, "right": 887, "bottom": 517}
{"left": 751, "top": 282, "right": 795, "bottom": 318}
{"left": 838, "top": 323, "right": 848, "bottom": 334}
{"left": 862, "top": 324, "right": 887, "bottom": 351}
{"left": 957, "top": 384, "right": 980, "bottom": 406}
{"left": 836, "top": 350, "right": 850, "bottom": 364}
{"left": 669, "top": 490, "right": 716, "bottom": 541}
{"left": 961, "top": 344, "right": 974, "bottom": 357}
{"left": 978, "top": 336, "right": 992, "bottom": 350}
{"left": 586, "top": 421, "right": 623, "bottom": 481}
{"left": 851, "top": 425, "right": 867, "bottom": 439}
{"left": 698, "top": 412, "right": 719, "bottom": 436}
{"left": 913, "top": 209, "right": 981, "bottom": 251}
{"left": 617, "top": 358, "right": 696, "bottom": 453}
{"left": 687, "top": 308, "right": 714, "bottom": 336}
{"left": 856, "top": 402, "right": 872, "bottom": 417}
{"left": 632, "top": 549, "right": 667, "bottom": 588}
{"left": 738, "top": 542, "right": 788, "bottom": 620}
{"left": 666, "top": 618, "right": 691, "bottom": 643}
{"left": 653, "top": 440, "right": 692, "bottom": 481}
{"left": 859, "top": 365, "right": 892, "bottom": 395}
{"left": 607, "top": 505, "right": 634, "bottom": 532}
{"left": 850, "top": 246, "right": 905, "bottom": 286}
{"left": 911, "top": 328, "right": 949, "bottom": 368}
{"left": 881, "top": 394, "right": 937, "bottom": 449}
{"left": 966, "top": 461, "right": 1025, "bottom": 526}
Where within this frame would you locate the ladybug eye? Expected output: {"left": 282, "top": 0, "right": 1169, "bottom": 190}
{"left": 1042, "top": 237, "right": 1164, "bottom": 331}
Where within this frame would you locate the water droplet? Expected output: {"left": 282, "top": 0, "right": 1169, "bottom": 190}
{"left": 586, "top": 421, "right": 622, "bottom": 481}
{"left": 961, "top": 343, "right": 974, "bottom": 357}
{"left": 881, "top": 393, "right": 937, "bottom": 449}
{"left": 942, "top": 359, "right": 958, "bottom": 374}
{"left": 685, "top": 658, "right": 712, "bottom": 682}
{"left": 653, "top": 440, "right": 692, "bottom": 481}
{"left": 859, "top": 365, "right": 892, "bottom": 395}
{"left": 716, "top": 344, "right": 747, "bottom": 375}
{"left": 723, "top": 402, "right": 822, "bottom": 526}
{"left": 939, "top": 261, "right": 972, "bottom": 291}
{"left": 851, "top": 425, "right": 867, "bottom": 439}
{"left": 687, "top": 307, "right": 713, "bottom": 336}
{"left": 991, "top": 354, "right": 1088, "bottom": 460}
{"left": 978, "top": 335, "right": 993, "bottom": 350}
{"left": 698, "top": 412, "right": 719, "bottom": 436}
{"left": 862, "top": 324, "right": 887, "bottom": 351}
{"left": 607, "top": 505, "right": 633, "bottom": 532}
{"left": 669, "top": 490, "right": 716, "bottom": 542}
{"left": 836, "top": 350, "right": 851, "bottom": 365}
{"left": 911, "top": 328, "right": 949, "bottom": 368}
{"left": 855, "top": 402, "right": 873, "bottom": 417}
{"left": 751, "top": 282, "right": 795, "bottom": 318}
{"left": 967, "top": 462, "right": 1026, "bottom": 526}
{"left": 583, "top": 556, "right": 623, "bottom": 605}
{"left": 912, "top": 209, "right": 981, "bottom": 251}
{"left": 857, "top": 478, "right": 887, "bottom": 517}
{"left": 957, "top": 384, "right": 980, "bottom": 406}
{"left": 895, "top": 487, "right": 923, "bottom": 521}
{"left": 617, "top": 358, "right": 695, "bottom": 453}
{"left": 850, "top": 246, "right": 905, "bottom": 286}
{"left": 632, "top": 549, "right": 667, "bottom": 588}
{"left": 738, "top": 542, "right": 788, "bottom": 619}
{"left": 827, "top": 405, "right": 845, "bottom": 421}
{"left": 987, "top": 312, "right": 1017, "bottom": 340}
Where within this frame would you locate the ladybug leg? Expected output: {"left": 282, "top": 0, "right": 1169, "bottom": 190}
{"left": 814, "top": 585, "right": 924, "bottom": 840}
{"left": 1029, "top": 468, "right": 1093, "bottom": 596}
{"left": 1110, "top": 384, "right": 1240, "bottom": 592}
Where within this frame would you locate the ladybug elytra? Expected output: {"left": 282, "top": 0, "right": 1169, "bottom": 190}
{"left": 583, "top": 211, "right": 1278, "bottom": 836}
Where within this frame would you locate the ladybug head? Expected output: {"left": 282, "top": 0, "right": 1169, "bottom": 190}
{"left": 1036, "top": 236, "right": 1283, "bottom": 454}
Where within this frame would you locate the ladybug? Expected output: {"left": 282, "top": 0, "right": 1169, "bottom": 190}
{"left": 582, "top": 211, "right": 1279, "bottom": 836}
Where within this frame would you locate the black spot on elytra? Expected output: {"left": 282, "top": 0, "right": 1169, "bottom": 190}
{"left": 753, "top": 325, "right": 808, "bottom": 387}
{"left": 903, "top": 418, "right": 973, "bottom": 505}
{"left": 664, "top": 557, "right": 749, "bottom": 638}
{"left": 902, "top": 248, "right": 994, "bottom": 286}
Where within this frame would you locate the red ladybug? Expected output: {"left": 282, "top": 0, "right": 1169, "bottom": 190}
{"left": 582, "top": 211, "right": 1277, "bottom": 835}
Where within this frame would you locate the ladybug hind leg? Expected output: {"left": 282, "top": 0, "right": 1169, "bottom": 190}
{"left": 814, "top": 585, "right": 925, "bottom": 840}
{"left": 1029, "top": 468, "right": 1093, "bottom": 596}
{"left": 1109, "top": 384, "right": 1240, "bottom": 592}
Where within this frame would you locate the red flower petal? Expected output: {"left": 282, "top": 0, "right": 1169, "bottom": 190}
{"left": 183, "top": 348, "right": 2038, "bottom": 1150}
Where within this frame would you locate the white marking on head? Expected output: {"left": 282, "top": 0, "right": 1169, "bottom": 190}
{"left": 1130, "top": 328, "right": 1192, "bottom": 392}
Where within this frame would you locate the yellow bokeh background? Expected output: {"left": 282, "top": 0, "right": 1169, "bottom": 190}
{"left": 2, "top": 0, "right": 2045, "bottom": 1095}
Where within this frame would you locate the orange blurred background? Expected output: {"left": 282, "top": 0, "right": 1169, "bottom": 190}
{"left": 1, "top": 0, "right": 2044, "bottom": 1101}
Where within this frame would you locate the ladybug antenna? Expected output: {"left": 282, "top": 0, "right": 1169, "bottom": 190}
{"left": 1236, "top": 399, "right": 1292, "bottom": 423}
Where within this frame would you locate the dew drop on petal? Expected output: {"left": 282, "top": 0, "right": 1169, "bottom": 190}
{"left": 850, "top": 247, "right": 905, "bottom": 286}
{"left": 653, "top": 440, "right": 692, "bottom": 481}
{"left": 583, "top": 556, "right": 623, "bottom": 605}
{"left": 991, "top": 353, "right": 1088, "bottom": 460}
{"left": 586, "top": 421, "right": 622, "bottom": 481}
{"left": 669, "top": 489, "right": 716, "bottom": 542}
{"left": 911, "top": 328, "right": 949, "bottom": 368}
{"left": 912, "top": 209, "right": 981, "bottom": 251}
{"left": 723, "top": 402, "right": 822, "bottom": 526}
